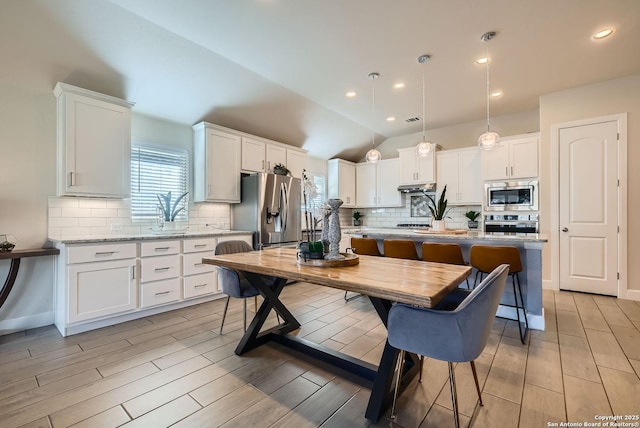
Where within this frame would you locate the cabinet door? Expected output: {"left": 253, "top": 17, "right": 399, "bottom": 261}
{"left": 458, "top": 148, "right": 483, "bottom": 204}
{"left": 60, "top": 93, "right": 131, "bottom": 197}
{"left": 416, "top": 151, "right": 436, "bottom": 183}
{"left": 437, "top": 152, "right": 461, "bottom": 203}
{"left": 68, "top": 259, "right": 137, "bottom": 323}
{"left": 339, "top": 161, "right": 356, "bottom": 207}
{"left": 286, "top": 150, "right": 306, "bottom": 179}
{"left": 482, "top": 143, "right": 510, "bottom": 181}
{"left": 376, "top": 159, "right": 402, "bottom": 207}
{"left": 510, "top": 137, "right": 539, "bottom": 179}
{"left": 206, "top": 130, "right": 241, "bottom": 202}
{"left": 242, "top": 138, "right": 266, "bottom": 172}
{"left": 266, "top": 144, "right": 287, "bottom": 172}
{"left": 398, "top": 149, "right": 418, "bottom": 184}
{"left": 356, "top": 163, "right": 376, "bottom": 207}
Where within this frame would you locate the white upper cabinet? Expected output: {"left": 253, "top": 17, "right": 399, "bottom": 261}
{"left": 241, "top": 137, "right": 266, "bottom": 172}
{"left": 54, "top": 82, "right": 133, "bottom": 198}
{"left": 286, "top": 149, "right": 306, "bottom": 179}
{"left": 241, "top": 137, "right": 305, "bottom": 176}
{"left": 397, "top": 147, "right": 436, "bottom": 185}
{"left": 193, "top": 123, "right": 241, "bottom": 203}
{"left": 356, "top": 159, "right": 402, "bottom": 208}
{"left": 482, "top": 134, "right": 539, "bottom": 181}
{"left": 437, "top": 147, "right": 482, "bottom": 205}
{"left": 327, "top": 159, "right": 356, "bottom": 207}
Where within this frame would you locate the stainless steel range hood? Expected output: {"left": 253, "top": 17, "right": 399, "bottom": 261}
{"left": 397, "top": 183, "right": 436, "bottom": 193}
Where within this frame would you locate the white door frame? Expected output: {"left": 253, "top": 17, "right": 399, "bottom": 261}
{"left": 550, "top": 113, "right": 631, "bottom": 299}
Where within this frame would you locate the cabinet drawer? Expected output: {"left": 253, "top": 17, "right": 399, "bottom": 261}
{"left": 68, "top": 242, "right": 137, "bottom": 264}
{"left": 141, "top": 240, "right": 180, "bottom": 257}
{"left": 183, "top": 238, "right": 216, "bottom": 253}
{"left": 183, "top": 252, "right": 216, "bottom": 276}
{"left": 140, "top": 254, "right": 180, "bottom": 283}
{"left": 140, "top": 278, "right": 180, "bottom": 308}
{"left": 184, "top": 272, "right": 218, "bottom": 299}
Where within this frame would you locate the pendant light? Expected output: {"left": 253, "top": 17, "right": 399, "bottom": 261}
{"left": 415, "top": 54, "right": 433, "bottom": 158}
{"left": 477, "top": 31, "right": 500, "bottom": 150}
{"left": 365, "top": 72, "right": 382, "bottom": 163}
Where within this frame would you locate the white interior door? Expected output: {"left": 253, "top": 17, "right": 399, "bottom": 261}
{"left": 559, "top": 121, "right": 618, "bottom": 295}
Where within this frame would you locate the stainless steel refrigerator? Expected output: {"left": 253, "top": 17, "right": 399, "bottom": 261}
{"left": 232, "top": 173, "right": 302, "bottom": 249}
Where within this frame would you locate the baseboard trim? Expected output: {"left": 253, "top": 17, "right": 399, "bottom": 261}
{"left": 620, "top": 289, "right": 640, "bottom": 302}
{"left": 56, "top": 293, "right": 225, "bottom": 337}
{"left": 496, "top": 305, "right": 545, "bottom": 331}
{"left": 0, "top": 311, "right": 54, "bottom": 336}
{"left": 543, "top": 279, "right": 557, "bottom": 291}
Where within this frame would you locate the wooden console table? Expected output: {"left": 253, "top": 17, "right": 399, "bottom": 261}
{"left": 0, "top": 248, "right": 60, "bottom": 310}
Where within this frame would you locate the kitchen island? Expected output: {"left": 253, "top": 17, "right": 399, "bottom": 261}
{"left": 347, "top": 228, "right": 548, "bottom": 330}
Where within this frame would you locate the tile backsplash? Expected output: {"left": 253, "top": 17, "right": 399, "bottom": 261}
{"left": 48, "top": 197, "right": 230, "bottom": 238}
{"left": 349, "top": 194, "right": 481, "bottom": 229}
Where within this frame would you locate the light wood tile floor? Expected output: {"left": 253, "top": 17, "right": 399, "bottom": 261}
{"left": 1, "top": 284, "right": 639, "bottom": 427}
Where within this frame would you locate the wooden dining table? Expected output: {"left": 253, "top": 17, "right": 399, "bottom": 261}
{"left": 202, "top": 247, "right": 471, "bottom": 422}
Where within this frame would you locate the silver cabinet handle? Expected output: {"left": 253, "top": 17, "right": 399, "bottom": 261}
{"left": 194, "top": 244, "right": 207, "bottom": 248}
{"left": 131, "top": 266, "right": 135, "bottom": 280}
{"left": 155, "top": 291, "right": 170, "bottom": 296}
{"left": 562, "top": 227, "right": 569, "bottom": 232}
{"left": 95, "top": 251, "right": 117, "bottom": 256}
{"left": 154, "top": 247, "right": 170, "bottom": 251}
{"left": 194, "top": 284, "right": 207, "bottom": 288}
{"left": 511, "top": 166, "right": 514, "bottom": 176}
{"left": 262, "top": 160, "right": 265, "bottom": 170}
{"left": 154, "top": 267, "right": 171, "bottom": 272}
{"left": 267, "top": 161, "right": 271, "bottom": 171}
{"left": 68, "top": 172, "right": 76, "bottom": 187}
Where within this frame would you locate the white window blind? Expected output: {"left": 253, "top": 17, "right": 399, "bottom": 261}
{"left": 131, "top": 143, "right": 188, "bottom": 222}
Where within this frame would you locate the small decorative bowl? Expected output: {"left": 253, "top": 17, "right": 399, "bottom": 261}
{"left": 0, "top": 234, "right": 16, "bottom": 252}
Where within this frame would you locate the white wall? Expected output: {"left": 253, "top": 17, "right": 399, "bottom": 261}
{"left": 539, "top": 73, "right": 640, "bottom": 290}
{"left": 373, "top": 109, "right": 540, "bottom": 160}
{"left": 0, "top": 83, "right": 57, "bottom": 333}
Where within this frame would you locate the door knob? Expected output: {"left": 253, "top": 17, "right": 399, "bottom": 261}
{"left": 562, "top": 227, "right": 568, "bottom": 232}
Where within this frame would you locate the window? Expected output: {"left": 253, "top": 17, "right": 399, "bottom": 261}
{"left": 131, "top": 143, "right": 189, "bottom": 222}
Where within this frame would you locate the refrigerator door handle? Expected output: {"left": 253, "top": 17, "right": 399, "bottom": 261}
{"left": 280, "top": 182, "right": 289, "bottom": 233}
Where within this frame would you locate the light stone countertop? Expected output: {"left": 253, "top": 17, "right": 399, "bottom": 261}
{"left": 347, "top": 227, "right": 548, "bottom": 243}
{"left": 47, "top": 229, "right": 254, "bottom": 245}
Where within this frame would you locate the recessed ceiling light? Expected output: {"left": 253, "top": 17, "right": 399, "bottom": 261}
{"left": 393, "top": 82, "right": 405, "bottom": 89}
{"left": 592, "top": 28, "right": 614, "bottom": 40}
{"left": 386, "top": 116, "right": 396, "bottom": 122}
{"left": 491, "top": 90, "right": 503, "bottom": 98}
{"left": 476, "top": 57, "right": 490, "bottom": 65}
{"left": 345, "top": 91, "right": 357, "bottom": 98}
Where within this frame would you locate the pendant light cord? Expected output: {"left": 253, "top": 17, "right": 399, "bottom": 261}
{"left": 422, "top": 70, "right": 426, "bottom": 140}
{"left": 485, "top": 45, "right": 491, "bottom": 133}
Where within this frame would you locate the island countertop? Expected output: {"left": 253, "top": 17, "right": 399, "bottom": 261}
{"left": 347, "top": 227, "right": 548, "bottom": 244}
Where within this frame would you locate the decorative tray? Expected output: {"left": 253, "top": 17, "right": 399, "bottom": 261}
{"left": 296, "top": 252, "right": 359, "bottom": 267}
{"left": 413, "top": 229, "right": 468, "bottom": 235}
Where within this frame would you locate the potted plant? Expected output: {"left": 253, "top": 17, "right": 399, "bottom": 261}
{"left": 425, "top": 185, "right": 451, "bottom": 232}
{"left": 465, "top": 210, "right": 481, "bottom": 229}
{"left": 157, "top": 191, "right": 188, "bottom": 229}
{"left": 272, "top": 163, "right": 290, "bottom": 176}
{"left": 352, "top": 211, "right": 363, "bottom": 226}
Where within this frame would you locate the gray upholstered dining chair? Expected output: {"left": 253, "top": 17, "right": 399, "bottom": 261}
{"left": 387, "top": 264, "right": 509, "bottom": 427}
{"left": 215, "top": 240, "right": 276, "bottom": 334}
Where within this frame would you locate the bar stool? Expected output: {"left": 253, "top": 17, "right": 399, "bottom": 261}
{"left": 383, "top": 239, "right": 419, "bottom": 260}
{"left": 469, "top": 245, "right": 529, "bottom": 344}
{"left": 345, "top": 237, "right": 382, "bottom": 301}
{"left": 422, "top": 242, "right": 471, "bottom": 289}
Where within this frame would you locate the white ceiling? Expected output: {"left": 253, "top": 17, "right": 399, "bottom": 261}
{"left": 4, "top": 1, "right": 639, "bottom": 161}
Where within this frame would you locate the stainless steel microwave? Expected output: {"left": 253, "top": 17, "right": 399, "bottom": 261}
{"left": 485, "top": 180, "right": 538, "bottom": 212}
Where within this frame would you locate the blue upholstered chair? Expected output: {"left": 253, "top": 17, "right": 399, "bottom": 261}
{"left": 387, "top": 264, "right": 509, "bottom": 427}
{"left": 215, "top": 240, "right": 272, "bottom": 334}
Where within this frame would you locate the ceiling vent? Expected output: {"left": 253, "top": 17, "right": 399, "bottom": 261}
{"left": 405, "top": 116, "right": 421, "bottom": 123}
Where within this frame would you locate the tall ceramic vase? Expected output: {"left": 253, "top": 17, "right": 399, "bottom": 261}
{"left": 325, "top": 199, "right": 345, "bottom": 260}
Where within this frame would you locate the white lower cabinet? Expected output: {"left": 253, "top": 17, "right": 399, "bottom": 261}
{"left": 54, "top": 234, "right": 252, "bottom": 336}
{"left": 68, "top": 258, "right": 137, "bottom": 323}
